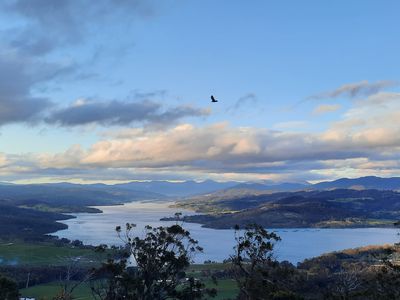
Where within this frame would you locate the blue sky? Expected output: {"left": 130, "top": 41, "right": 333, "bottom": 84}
{"left": 1, "top": 0, "right": 400, "bottom": 183}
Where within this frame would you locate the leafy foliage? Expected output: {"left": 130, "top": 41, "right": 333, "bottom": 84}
{"left": 230, "top": 224, "right": 298, "bottom": 300}
{"left": 90, "top": 219, "right": 216, "bottom": 300}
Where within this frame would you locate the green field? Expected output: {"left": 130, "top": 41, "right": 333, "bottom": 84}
{"left": 20, "top": 262, "right": 238, "bottom": 299}
{"left": 0, "top": 242, "right": 102, "bottom": 266}
{"left": 21, "top": 279, "right": 238, "bottom": 300}
{"left": 190, "top": 263, "right": 238, "bottom": 299}
{"left": 21, "top": 281, "right": 93, "bottom": 300}
{"left": 206, "top": 279, "right": 238, "bottom": 299}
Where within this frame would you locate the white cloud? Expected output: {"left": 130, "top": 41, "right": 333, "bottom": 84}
{"left": 2, "top": 87, "right": 400, "bottom": 183}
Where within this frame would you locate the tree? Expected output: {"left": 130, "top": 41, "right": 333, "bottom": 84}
{"left": 52, "top": 255, "right": 95, "bottom": 300}
{"left": 366, "top": 246, "right": 400, "bottom": 300}
{"left": 90, "top": 220, "right": 216, "bottom": 300}
{"left": 0, "top": 275, "right": 19, "bottom": 300}
{"left": 230, "top": 224, "right": 288, "bottom": 300}
{"left": 364, "top": 222, "right": 400, "bottom": 299}
{"left": 330, "top": 264, "right": 362, "bottom": 300}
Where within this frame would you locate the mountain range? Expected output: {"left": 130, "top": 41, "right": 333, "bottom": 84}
{"left": 1, "top": 176, "right": 400, "bottom": 204}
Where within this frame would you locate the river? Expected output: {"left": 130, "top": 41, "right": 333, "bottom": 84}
{"left": 53, "top": 201, "right": 399, "bottom": 264}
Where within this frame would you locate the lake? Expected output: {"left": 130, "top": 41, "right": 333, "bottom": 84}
{"left": 53, "top": 201, "right": 400, "bottom": 264}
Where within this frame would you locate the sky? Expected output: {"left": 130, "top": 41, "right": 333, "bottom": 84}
{"left": 1, "top": 0, "right": 400, "bottom": 184}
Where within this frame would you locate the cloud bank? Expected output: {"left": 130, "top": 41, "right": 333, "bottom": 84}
{"left": 3, "top": 91, "right": 400, "bottom": 182}
{"left": 1, "top": 62, "right": 400, "bottom": 182}
{"left": 0, "top": 46, "right": 71, "bottom": 125}
{"left": 46, "top": 99, "right": 210, "bottom": 127}
{"left": 0, "top": 0, "right": 158, "bottom": 127}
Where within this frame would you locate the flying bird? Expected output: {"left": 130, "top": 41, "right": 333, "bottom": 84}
{"left": 211, "top": 95, "right": 218, "bottom": 102}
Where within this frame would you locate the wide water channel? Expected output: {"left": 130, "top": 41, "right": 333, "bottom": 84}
{"left": 53, "top": 201, "right": 399, "bottom": 264}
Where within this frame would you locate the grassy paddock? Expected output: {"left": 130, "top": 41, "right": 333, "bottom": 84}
{"left": 21, "top": 281, "right": 92, "bottom": 300}
{"left": 0, "top": 241, "right": 102, "bottom": 266}
{"left": 20, "top": 279, "right": 238, "bottom": 300}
